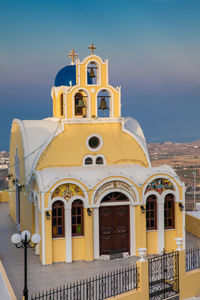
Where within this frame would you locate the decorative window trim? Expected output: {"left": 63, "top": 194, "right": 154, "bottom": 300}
{"left": 72, "top": 200, "right": 84, "bottom": 236}
{"left": 52, "top": 201, "right": 65, "bottom": 238}
{"left": 86, "top": 134, "right": 103, "bottom": 152}
{"left": 164, "top": 194, "right": 175, "bottom": 229}
{"left": 146, "top": 195, "right": 157, "bottom": 230}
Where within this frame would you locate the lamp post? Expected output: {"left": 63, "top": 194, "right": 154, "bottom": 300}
{"left": 193, "top": 169, "right": 196, "bottom": 211}
{"left": 11, "top": 230, "right": 41, "bottom": 300}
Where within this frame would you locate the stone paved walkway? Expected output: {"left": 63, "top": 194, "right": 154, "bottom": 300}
{"left": 1, "top": 203, "right": 200, "bottom": 299}
{"left": 0, "top": 203, "right": 139, "bottom": 299}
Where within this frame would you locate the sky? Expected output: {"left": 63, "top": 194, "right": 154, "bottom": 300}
{"left": 0, "top": 0, "right": 200, "bottom": 150}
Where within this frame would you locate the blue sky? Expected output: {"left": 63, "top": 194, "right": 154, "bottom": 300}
{"left": 1, "top": 0, "right": 200, "bottom": 150}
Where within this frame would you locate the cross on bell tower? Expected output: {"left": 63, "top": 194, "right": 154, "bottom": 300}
{"left": 67, "top": 49, "right": 78, "bottom": 65}
{"left": 88, "top": 43, "right": 96, "bottom": 55}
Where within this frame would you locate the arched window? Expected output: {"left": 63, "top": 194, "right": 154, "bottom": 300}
{"left": 97, "top": 89, "right": 110, "bottom": 118}
{"left": 85, "top": 157, "right": 93, "bottom": 165}
{"left": 101, "top": 192, "right": 128, "bottom": 203}
{"left": 164, "top": 194, "right": 175, "bottom": 229}
{"left": 87, "top": 61, "right": 98, "bottom": 85}
{"left": 52, "top": 201, "right": 65, "bottom": 238}
{"left": 96, "top": 156, "right": 103, "bottom": 165}
{"left": 60, "top": 93, "right": 64, "bottom": 116}
{"left": 74, "top": 92, "right": 84, "bottom": 116}
{"left": 146, "top": 195, "right": 157, "bottom": 230}
{"left": 72, "top": 200, "right": 84, "bottom": 236}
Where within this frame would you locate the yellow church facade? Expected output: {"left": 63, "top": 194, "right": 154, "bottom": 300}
{"left": 9, "top": 45, "right": 185, "bottom": 265}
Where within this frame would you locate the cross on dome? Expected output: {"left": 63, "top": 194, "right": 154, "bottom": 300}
{"left": 67, "top": 49, "right": 78, "bottom": 65}
{"left": 88, "top": 43, "right": 96, "bottom": 55}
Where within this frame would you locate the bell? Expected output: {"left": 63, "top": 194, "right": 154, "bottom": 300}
{"left": 98, "top": 97, "right": 108, "bottom": 110}
{"left": 77, "top": 99, "right": 85, "bottom": 108}
{"left": 89, "top": 68, "right": 95, "bottom": 78}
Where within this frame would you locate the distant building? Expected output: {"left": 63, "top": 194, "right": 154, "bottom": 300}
{"left": 9, "top": 46, "right": 185, "bottom": 265}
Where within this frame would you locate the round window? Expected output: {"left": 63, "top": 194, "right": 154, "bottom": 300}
{"left": 88, "top": 137, "right": 100, "bottom": 149}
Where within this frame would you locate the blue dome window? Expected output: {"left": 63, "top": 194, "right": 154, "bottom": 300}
{"left": 54, "top": 65, "right": 76, "bottom": 87}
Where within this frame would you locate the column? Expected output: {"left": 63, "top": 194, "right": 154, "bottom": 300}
{"left": 65, "top": 208, "right": 72, "bottom": 262}
{"left": 158, "top": 200, "right": 164, "bottom": 253}
{"left": 93, "top": 207, "right": 99, "bottom": 259}
{"left": 130, "top": 205, "right": 136, "bottom": 256}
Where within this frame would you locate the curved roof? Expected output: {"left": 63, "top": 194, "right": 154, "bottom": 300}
{"left": 123, "top": 117, "right": 150, "bottom": 166}
{"left": 12, "top": 118, "right": 60, "bottom": 184}
{"left": 54, "top": 65, "right": 76, "bottom": 87}
{"left": 33, "top": 164, "right": 180, "bottom": 193}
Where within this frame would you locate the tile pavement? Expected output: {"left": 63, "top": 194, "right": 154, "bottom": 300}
{"left": 0, "top": 203, "right": 138, "bottom": 299}
{"left": 1, "top": 203, "right": 200, "bottom": 299}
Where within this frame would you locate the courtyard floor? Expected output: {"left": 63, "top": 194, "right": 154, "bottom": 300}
{"left": 0, "top": 203, "right": 200, "bottom": 299}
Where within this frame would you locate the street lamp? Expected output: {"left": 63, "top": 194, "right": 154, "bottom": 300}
{"left": 11, "top": 230, "right": 41, "bottom": 300}
{"left": 193, "top": 169, "right": 197, "bottom": 211}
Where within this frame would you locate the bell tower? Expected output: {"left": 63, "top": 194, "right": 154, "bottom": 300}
{"left": 51, "top": 45, "right": 121, "bottom": 120}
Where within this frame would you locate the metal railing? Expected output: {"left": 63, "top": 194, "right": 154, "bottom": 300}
{"left": 185, "top": 248, "right": 200, "bottom": 272}
{"left": 31, "top": 265, "right": 138, "bottom": 300}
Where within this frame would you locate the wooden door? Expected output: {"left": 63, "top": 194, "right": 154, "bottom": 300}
{"left": 99, "top": 206, "right": 129, "bottom": 255}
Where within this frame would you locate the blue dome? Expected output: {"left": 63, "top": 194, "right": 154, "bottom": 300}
{"left": 54, "top": 65, "right": 76, "bottom": 87}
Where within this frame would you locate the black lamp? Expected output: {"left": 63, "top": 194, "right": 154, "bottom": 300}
{"left": 87, "top": 208, "right": 92, "bottom": 216}
{"left": 179, "top": 202, "right": 184, "bottom": 211}
{"left": 46, "top": 211, "right": 50, "bottom": 220}
{"left": 140, "top": 205, "right": 145, "bottom": 214}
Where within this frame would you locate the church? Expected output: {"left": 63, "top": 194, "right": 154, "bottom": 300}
{"left": 9, "top": 44, "right": 185, "bottom": 265}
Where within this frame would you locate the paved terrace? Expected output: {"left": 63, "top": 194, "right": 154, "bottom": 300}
{"left": 0, "top": 203, "right": 200, "bottom": 299}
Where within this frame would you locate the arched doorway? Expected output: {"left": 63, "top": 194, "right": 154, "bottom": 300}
{"left": 99, "top": 192, "right": 130, "bottom": 255}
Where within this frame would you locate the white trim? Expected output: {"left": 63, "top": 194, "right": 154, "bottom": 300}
{"left": 95, "top": 188, "right": 135, "bottom": 207}
{"left": 71, "top": 88, "right": 91, "bottom": 119}
{"left": 106, "top": 58, "right": 108, "bottom": 86}
{"left": 96, "top": 88, "right": 114, "bottom": 118}
{"left": 93, "top": 207, "right": 99, "bottom": 259}
{"left": 65, "top": 208, "right": 72, "bottom": 262}
{"left": 34, "top": 197, "right": 40, "bottom": 255}
{"left": 41, "top": 192, "right": 45, "bottom": 265}
{"left": 100, "top": 201, "right": 130, "bottom": 207}
{"left": 121, "top": 119, "right": 151, "bottom": 167}
{"left": 158, "top": 201, "right": 164, "bottom": 253}
{"left": 130, "top": 205, "right": 135, "bottom": 255}
{"left": 64, "top": 91, "right": 67, "bottom": 119}
{"left": 82, "top": 155, "right": 94, "bottom": 166}
{"left": 91, "top": 177, "right": 139, "bottom": 206}
{"left": 81, "top": 54, "right": 105, "bottom": 65}
{"left": 160, "top": 190, "right": 179, "bottom": 203}
{"left": 86, "top": 60, "right": 101, "bottom": 86}
{"left": 47, "top": 180, "right": 89, "bottom": 209}
{"left": 119, "top": 86, "right": 121, "bottom": 118}
{"left": 95, "top": 154, "right": 106, "bottom": 165}
{"left": 142, "top": 175, "right": 180, "bottom": 200}
{"left": 86, "top": 134, "right": 103, "bottom": 152}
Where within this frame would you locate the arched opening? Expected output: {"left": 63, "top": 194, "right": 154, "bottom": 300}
{"left": 84, "top": 156, "right": 93, "bottom": 165}
{"left": 99, "top": 192, "right": 129, "bottom": 255}
{"left": 74, "top": 91, "right": 87, "bottom": 117}
{"left": 52, "top": 201, "right": 65, "bottom": 238}
{"left": 87, "top": 61, "right": 99, "bottom": 85}
{"left": 97, "top": 89, "right": 110, "bottom": 118}
{"left": 164, "top": 194, "right": 175, "bottom": 229}
{"left": 60, "top": 93, "right": 64, "bottom": 117}
{"left": 96, "top": 156, "right": 104, "bottom": 165}
{"left": 146, "top": 195, "right": 157, "bottom": 230}
{"left": 72, "top": 200, "right": 84, "bottom": 236}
